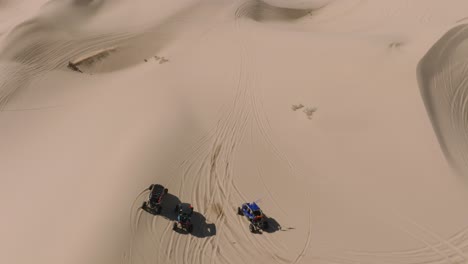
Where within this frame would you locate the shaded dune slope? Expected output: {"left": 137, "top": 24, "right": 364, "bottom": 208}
{"left": 0, "top": 0, "right": 223, "bottom": 107}
{"left": 417, "top": 24, "right": 468, "bottom": 178}
{"left": 235, "top": 0, "right": 312, "bottom": 22}
{"left": 0, "top": 0, "right": 107, "bottom": 107}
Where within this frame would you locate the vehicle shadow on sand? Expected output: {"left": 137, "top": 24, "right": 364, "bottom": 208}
{"left": 264, "top": 217, "right": 282, "bottom": 233}
{"left": 142, "top": 192, "right": 216, "bottom": 238}
{"left": 172, "top": 212, "right": 217, "bottom": 238}
{"left": 190, "top": 212, "right": 217, "bottom": 238}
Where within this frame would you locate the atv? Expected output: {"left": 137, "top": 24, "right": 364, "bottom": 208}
{"left": 141, "top": 184, "right": 168, "bottom": 214}
{"left": 173, "top": 203, "right": 194, "bottom": 233}
{"left": 238, "top": 202, "right": 269, "bottom": 233}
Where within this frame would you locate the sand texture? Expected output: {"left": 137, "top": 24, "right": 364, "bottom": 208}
{"left": 1, "top": 1, "right": 468, "bottom": 264}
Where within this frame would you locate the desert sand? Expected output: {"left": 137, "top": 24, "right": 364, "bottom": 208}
{"left": 1, "top": 0, "right": 468, "bottom": 264}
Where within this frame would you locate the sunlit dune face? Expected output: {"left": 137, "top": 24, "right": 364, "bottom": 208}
{"left": 259, "top": 0, "right": 335, "bottom": 9}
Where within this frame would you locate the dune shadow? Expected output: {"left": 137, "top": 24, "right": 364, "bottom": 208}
{"left": 417, "top": 23, "right": 468, "bottom": 177}
{"left": 140, "top": 192, "right": 215, "bottom": 238}
{"left": 237, "top": 0, "right": 311, "bottom": 22}
{"left": 66, "top": 1, "right": 225, "bottom": 74}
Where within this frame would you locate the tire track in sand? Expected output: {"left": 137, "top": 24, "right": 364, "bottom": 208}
{"left": 172, "top": 3, "right": 265, "bottom": 263}
{"left": 129, "top": 1, "right": 310, "bottom": 262}
{"left": 345, "top": 224, "right": 468, "bottom": 264}
{"left": 148, "top": 5, "right": 256, "bottom": 262}
{"left": 236, "top": 2, "right": 314, "bottom": 263}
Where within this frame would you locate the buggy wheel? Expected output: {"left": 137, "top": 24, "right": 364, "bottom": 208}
{"left": 164, "top": 188, "right": 168, "bottom": 194}
{"left": 173, "top": 222, "right": 177, "bottom": 231}
{"left": 149, "top": 184, "right": 154, "bottom": 190}
{"left": 249, "top": 224, "right": 255, "bottom": 233}
{"left": 237, "top": 207, "right": 243, "bottom": 215}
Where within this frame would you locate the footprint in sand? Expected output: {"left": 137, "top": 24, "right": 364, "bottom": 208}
{"left": 303, "top": 107, "right": 317, "bottom": 119}
{"left": 143, "top": 56, "right": 169, "bottom": 64}
{"left": 291, "top": 104, "right": 304, "bottom": 111}
{"left": 389, "top": 41, "right": 404, "bottom": 49}
{"left": 292, "top": 104, "right": 317, "bottom": 119}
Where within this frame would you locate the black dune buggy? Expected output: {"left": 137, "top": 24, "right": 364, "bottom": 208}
{"left": 173, "top": 203, "right": 194, "bottom": 233}
{"left": 141, "top": 184, "right": 168, "bottom": 214}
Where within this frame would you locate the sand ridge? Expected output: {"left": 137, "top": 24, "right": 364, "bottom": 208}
{"left": 417, "top": 24, "right": 468, "bottom": 180}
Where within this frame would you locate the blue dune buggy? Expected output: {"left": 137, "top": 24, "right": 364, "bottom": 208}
{"left": 141, "top": 184, "right": 168, "bottom": 214}
{"left": 237, "top": 202, "right": 269, "bottom": 233}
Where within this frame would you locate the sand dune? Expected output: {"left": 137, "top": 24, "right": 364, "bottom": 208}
{"left": 418, "top": 24, "right": 468, "bottom": 180}
{"left": 0, "top": 0, "right": 230, "bottom": 105}
{"left": 1, "top": 0, "right": 468, "bottom": 264}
